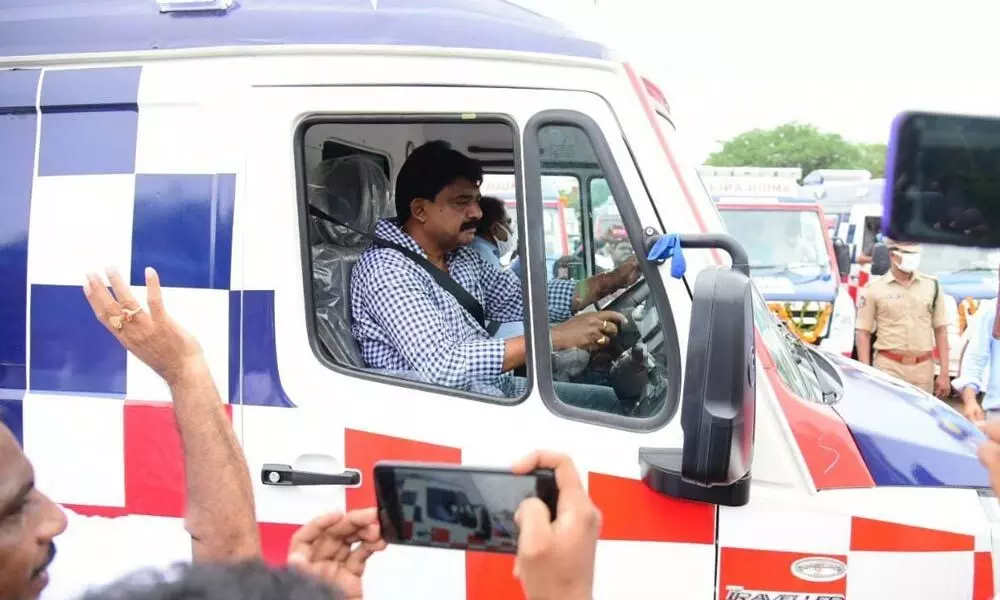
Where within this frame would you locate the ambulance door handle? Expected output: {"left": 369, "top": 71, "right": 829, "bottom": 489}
{"left": 261, "top": 463, "right": 361, "bottom": 487}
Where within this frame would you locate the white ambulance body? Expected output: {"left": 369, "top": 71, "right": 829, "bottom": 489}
{"left": 0, "top": 1, "right": 998, "bottom": 600}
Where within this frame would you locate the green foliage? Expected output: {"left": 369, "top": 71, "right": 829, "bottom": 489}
{"left": 589, "top": 178, "right": 612, "bottom": 209}
{"left": 705, "top": 122, "right": 887, "bottom": 177}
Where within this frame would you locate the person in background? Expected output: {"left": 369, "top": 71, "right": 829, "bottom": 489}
{"left": 469, "top": 196, "right": 524, "bottom": 339}
{"left": 469, "top": 195, "right": 518, "bottom": 270}
{"left": 954, "top": 295, "right": 1000, "bottom": 422}
{"left": 855, "top": 239, "right": 951, "bottom": 397}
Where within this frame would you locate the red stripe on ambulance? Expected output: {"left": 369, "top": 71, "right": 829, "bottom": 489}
{"left": 123, "top": 402, "right": 233, "bottom": 518}
{"left": 589, "top": 472, "right": 715, "bottom": 544}
{"left": 973, "top": 551, "right": 994, "bottom": 600}
{"left": 259, "top": 522, "right": 299, "bottom": 567}
{"left": 344, "top": 428, "right": 462, "bottom": 511}
{"left": 850, "top": 517, "right": 975, "bottom": 552}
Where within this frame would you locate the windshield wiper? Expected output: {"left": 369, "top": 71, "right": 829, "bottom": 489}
{"left": 774, "top": 320, "right": 839, "bottom": 403}
{"left": 950, "top": 266, "right": 997, "bottom": 274}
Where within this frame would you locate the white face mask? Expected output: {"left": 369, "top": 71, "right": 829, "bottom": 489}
{"left": 495, "top": 224, "right": 518, "bottom": 258}
{"left": 894, "top": 251, "right": 922, "bottom": 273}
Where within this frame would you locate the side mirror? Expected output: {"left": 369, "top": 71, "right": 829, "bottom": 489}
{"left": 871, "top": 242, "right": 891, "bottom": 276}
{"left": 640, "top": 233, "right": 755, "bottom": 508}
{"left": 832, "top": 238, "right": 851, "bottom": 277}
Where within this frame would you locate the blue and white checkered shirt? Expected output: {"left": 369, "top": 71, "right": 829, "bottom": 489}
{"left": 351, "top": 219, "right": 576, "bottom": 397}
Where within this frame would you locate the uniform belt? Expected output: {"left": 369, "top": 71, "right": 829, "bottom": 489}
{"left": 878, "top": 350, "right": 932, "bottom": 365}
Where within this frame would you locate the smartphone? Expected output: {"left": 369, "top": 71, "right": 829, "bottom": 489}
{"left": 373, "top": 461, "right": 558, "bottom": 554}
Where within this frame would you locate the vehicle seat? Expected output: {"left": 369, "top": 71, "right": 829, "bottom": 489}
{"left": 307, "top": 155, "right": 394, "bottom": 368}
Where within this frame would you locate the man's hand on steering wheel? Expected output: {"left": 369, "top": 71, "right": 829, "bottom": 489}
{"left": 611, "top": 256, "right": 640, "bottom": 290}
{"left": 552, "top": 311, "right": 627, "bottom": 352}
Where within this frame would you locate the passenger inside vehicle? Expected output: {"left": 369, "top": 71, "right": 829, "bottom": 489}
{"left": 467, "top": 195, "right": 524, "bottom": 340}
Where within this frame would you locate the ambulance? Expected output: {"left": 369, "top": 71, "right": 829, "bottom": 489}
{"left": 0, "top": 1, "right": 998, "bottom": 599}
{"left": 697, "top": 168, "right": 855, "bottom": 356}
{"left": 715, "top": 198, "right": 856, "bottom": 358}
{"left": 397, "top": 475, "right": 494, "bottom": 550}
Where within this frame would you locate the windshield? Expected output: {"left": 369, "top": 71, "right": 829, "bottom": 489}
{"left": 751, "top": 287, "right": 823, "bottom": 403}
{"left": 720, "top": 208, "right": 830, "bottom": 271}
{"left": 919, "top": 244, "right": 1000, "bottom": 275}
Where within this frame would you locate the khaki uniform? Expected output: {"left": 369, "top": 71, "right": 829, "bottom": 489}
{"left": 855, "top": 272, "right": 948, "bottom": 393}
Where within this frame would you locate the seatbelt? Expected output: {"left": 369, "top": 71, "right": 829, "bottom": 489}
{"left": 309, "top": 205, "right": 496, "bottom": 333}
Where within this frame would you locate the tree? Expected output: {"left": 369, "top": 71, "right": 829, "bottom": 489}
{"left": 705, "top": 122, "right": 887, "bottom": 178}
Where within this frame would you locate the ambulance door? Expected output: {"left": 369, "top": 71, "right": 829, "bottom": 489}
{"left": 243, "top": 83, "right": 710, "bottom": 599}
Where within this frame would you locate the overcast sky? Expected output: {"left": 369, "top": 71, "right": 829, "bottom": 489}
{"left": 513, "top": 0, "right": 1000, "bottom": 162}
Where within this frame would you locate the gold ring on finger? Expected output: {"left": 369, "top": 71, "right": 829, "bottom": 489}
{"left": 597, "top": 334, "right": 608, "bottom": 346}
{"left": 109, "top": 314, "right": 125, "bottom": 331}
{"left": 122, "top": 305, "right": 142, "bottom": 322}
{"left": 602, "top": 320, "right": 609, "bottom": 333}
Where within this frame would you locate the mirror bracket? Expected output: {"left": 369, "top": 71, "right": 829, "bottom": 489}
{"left": 638, "top": 448, "right": 751, "bottom": 507}
{"left": 639, "top": 233, "right": 755, "bottom": 509}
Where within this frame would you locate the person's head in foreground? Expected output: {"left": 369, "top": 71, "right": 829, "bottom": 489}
{"left": 0, "top": 422, "right": 67, "bottom": 600}
{"left": 395, "top": 140, "right": 485, "bottom": 254}
{"left": 78, "top": 561, "right": 344, "bottom": 600}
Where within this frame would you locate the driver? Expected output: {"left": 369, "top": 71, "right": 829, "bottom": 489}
{"left": 781, "top": 217, "right": 819, "bottom": 264}
{"left": 350, "top": 141, "right": 639, "bottom": 408}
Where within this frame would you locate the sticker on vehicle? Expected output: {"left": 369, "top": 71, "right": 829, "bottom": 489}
{"left": 790, "top": 556, "right": 848, "bottom": 583}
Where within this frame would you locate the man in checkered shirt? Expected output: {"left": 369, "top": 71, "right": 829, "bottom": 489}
{"left": 351, "top": 141, "right": 639, "bottom": 408}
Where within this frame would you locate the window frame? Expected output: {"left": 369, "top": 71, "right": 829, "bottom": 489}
{"left": 523, "top": 110, "right": 682, "bottom": 432}
{"left": 293, "top": 114, "right": 536, "bottom": 406}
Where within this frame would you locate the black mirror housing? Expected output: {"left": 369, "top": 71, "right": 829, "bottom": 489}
{"left": 832, "top": 238, "right": 851, "bottom": 278}
{"left": 871, "top": 242, "right": 891, "bottom": 276}
{"left": 640, "top": 233, "right": 756, "bottom": 508}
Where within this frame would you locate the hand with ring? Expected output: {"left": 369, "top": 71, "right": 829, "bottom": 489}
{"left": 84, "top": 266, "right": 205, "bottom": 386}
{"left": 551, "top": 310, "right": 627, "bottom": 353}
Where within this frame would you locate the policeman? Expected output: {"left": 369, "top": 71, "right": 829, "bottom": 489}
{"left": 855, "top": 238, "right": 951, "bottom": 397}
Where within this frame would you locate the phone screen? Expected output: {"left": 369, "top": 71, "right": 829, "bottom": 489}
{"left": 373, "top": 462, "right": 558, "bottom": 554}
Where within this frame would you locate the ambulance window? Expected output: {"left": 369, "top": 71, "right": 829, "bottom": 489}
{"left": 299, "top": 118, "right": 533, "bottom": 405}
{"left": 587, "top": 177, "right": 631, "bottom": 277}
{"left": 526, "top": 117, "right": 680, "bottom": 427}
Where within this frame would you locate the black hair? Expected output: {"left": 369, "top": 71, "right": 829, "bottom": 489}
{"left": 394, "top": 140, "right": 483, "bottom": 223}
{"left": 475, "top": 196, "right": 507, "bottom": 237}
{"left": 79, "top": 560, "right": 345, "bottom": 600}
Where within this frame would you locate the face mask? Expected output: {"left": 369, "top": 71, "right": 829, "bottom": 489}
{"left": 894, "top": 251, "right": 921, "bottom": 273}
{"left": 495, "top": 225, "right": 518, "bottom": 258}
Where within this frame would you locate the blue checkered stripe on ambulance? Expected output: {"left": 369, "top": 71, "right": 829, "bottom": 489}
{"left": 0, "top": 64, "right": 295, "bottom": 509}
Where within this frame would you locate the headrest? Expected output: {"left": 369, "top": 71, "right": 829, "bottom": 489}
{"left": 307, "top": 155, "right": 393, "bottom": 247}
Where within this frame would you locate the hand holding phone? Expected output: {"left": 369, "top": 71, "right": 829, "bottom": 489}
{"left": 373, "top": 461, "right": 558, "bottom": 555}
{"left": 511, "top": 451, "right": 600, "bottom": 600}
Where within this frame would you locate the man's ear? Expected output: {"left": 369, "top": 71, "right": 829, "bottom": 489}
{"left": 410, "top": 198, "right": 429, "bottom": 223}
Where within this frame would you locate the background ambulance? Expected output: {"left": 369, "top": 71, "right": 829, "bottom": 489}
{"left": 700, "top": 168, "right": 856, "bottom": 356}
{"left": 0, "top": 1, "right": 998, "bottom": 599}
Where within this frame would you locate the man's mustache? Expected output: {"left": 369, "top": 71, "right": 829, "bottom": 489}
{"left": 461, "top": 220, "right": 480, "bottom": 231}
{"left": 32, "top": 543, "right": 56, "bottom": 578}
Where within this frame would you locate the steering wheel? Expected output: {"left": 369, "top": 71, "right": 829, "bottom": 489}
{"left": 552, "top": 276, "right": 660, "bottom": 415}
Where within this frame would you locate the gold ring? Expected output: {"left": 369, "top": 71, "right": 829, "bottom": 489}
{"left": 602, "top": 320, "right": 609, "bottom": 333}
{"left": 109, "top": 315, "right": 124, "bottom": 331}
{"left": 597, "top": 334, "right": 608, "bottom": 346}
{"left": 122, "top": 306, "right": 142, "bottom": 322}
